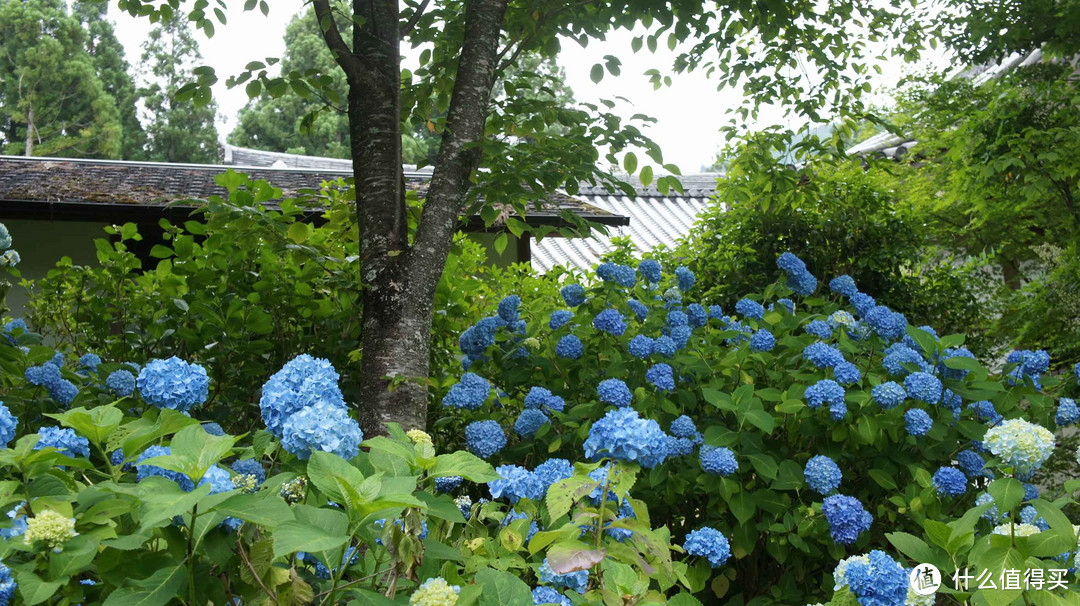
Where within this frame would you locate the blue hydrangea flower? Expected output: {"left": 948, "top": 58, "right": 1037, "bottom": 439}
{"left": 25, "top": 363, "right": 62, "bottom": 389}
{"left": 968, "top": 400, "right": 1003, "bottom": 425}
{"left": 933, "top": 466, "right": 967, "bottom": 497}
{"left": 850, "top": 292, "right": 876, "bottom": 317}
{"left": 626, "top": 299, "right": 649, "bottom": 322}
{"left": 459, "top": 317, "right": 498, "bottom": 355}
{"left": 1056, "top": 398, "right": 1079, "bottom": 426}
{"left": 430, "top": 477, "right": 462, "bottom": 495}
{"left": 786, "top": 270, "right": 818, "bottom": 296}
{"left": 231, "top": 458, "right": 266, "bottom": 485}
{"left": 722, "top": 319, "right": 752, "bottom": 345}
{"left": 442, "top": 373, "right": 491, "bottom": 410}
{"left": 735, "top": 298, "right": 764, "bottom": 320}
{"left": 708, "top": 305, "right": 724, "bottom": 319}
{"left": 0, "top": 403, "right": 16, "bottom": 449}
{"left": 515, "top": 409, "right": 550, "bottom": 438}
{"left": 777, "top": 252, "right": 807, "bottom": 274}
{"left": 805, "top": 379, "right": 845, "bottom": 410}
{"left": 652, "top": 336, "right": 676, "bottom": 358}
{"left": 259, "top": 355, "right": 345, "bottom": 437}
{"left": 34, "top": 426, "right": 89, "bottom": 458}
{"left": 465, "top": 420, "right": 506, "bottom": 459}
{"left": 805, "top": 320, "right": 834, "bottom": 340}
{"left": 871, "top": 381, "right": 906, "bottom": 409}
{"left": 592, "top": 308, "right": 627, "bottom": 336}
{"left": 497, "top": 295, "right": 521, "bottom": 323}
{"left": 49, "top": 379, "right": 79, "bottom": 405}
{"left": 539, "top": 558, "right": 588, "bottom": 594}
{"left": 523, "top": 387, "right": 564, "bottom": 413}
{"left": 137, "top": 356, "right": 209, "bottom": 413}
{"left": 904, "top": 409, "right": 933, "bottom": 436}
{"left": 534, "top": 459, "right": 574, "bottom": 494}
{"left": 489, "top": 465, "right": 542, "bottom": 503}
{"left": 749, "top": 329, "right": 775, "bottom": 352}
{"left": 774, "top": 298, "right": 795, "bottom": 313}
{"left": 665, "top": 436, "right": 695, "bottom": 456}
{"left": 686, "top": 304, "right": 707, "bottom": 329}
{"left": 834, "top": 550, "right": 908, "bottom": 606}
{"left": 804, "top": 455, "right": 842, "bottom": 495}
{"left": 669, "top": 415, "right": 697, "bottom": 438}
{"left": 106, "top": 370, "right": 137, "bottom": 398}
{"left": 882, "top": 344, "right": 932, "bottom": 377}
{"left": 555, "top": 335, "right": 583, "bottom": 360}
{"left": 669, "top": 325, "right": 692, "bottom": 349}
{"left": 638, "top": 259, "right": 662, "bottom": 283}
{"left": 549, "top": 310, "right": 573, "bottom": 330}
{"left": 803, "top": 343, "right": 845, "bottom": 369}
{"left": 683, "top": 526, "right": 732, "bottom": 568}
{"left": 613, "top": 265, "right": 636, "bottom": 288}
{"left": 957, "top": 450, "right": 985, "bottom": 479}
{"left": 0, "top": 561, "right": 15, "bottom": 605}
{"left": 597, "top": 379, "right": 633, "bottom": 407}
{"left": 1, "top": 502, "right": 27, "bottom": 540}
{"left": 280, "top": 399, "right": 363, "bottom": 461}
{"left": 1007, "top": 349, "right": 1050, "bottom": 377}
{"left": 821, "top": 495, "right": 872, "bottom": 545}
{"left": 904, "top": 372, "right": 942, "bottom": 404}
{"left": 666, "top": 310, "right": 688, "bottom": 328}
{"left": 832, "top": 362, "right": 861, "bottom": 385}
{"left": 1075, "top": 362, "right": 1080, "bottom": 384}
{"left": 202, "top": 423, "right": 225, "bottom": 436}
{"left": 1023, "top": 483, "right": 1040, "bottom": 502}
{"left": 700, "top": 445, "right": 738, "bottom": 475}
{"left": 645, "top": 363, "right": 675, "bottom": 391}
{"left": 583, "top": 408, "right": 668, "bottom": 468}
{"left": 1019, "top": 505, "right": 1050, "bottom": 531}
{"left": 78, "top": 353, "right": 101, "bottom": 373}
{"left": 976, "top": 492, "right": 1003, "bottom": 523}
{"left": 198, "top": 465, "right": 234, "bottom": 495}
{"left": 136, "top": 445, "right": 195, "bottom": 491}
{"left": 675, "top": 267, "right": 695, "bottom": 292}
{"left": 829, "top": 275, "right": 858, "bottom": 297}
{"left": 533, "top": 586, "right": 571, "bottom": 606}
{"left": 864, "top": 305, "right": 908, "bottom": 341}
{"left": 561, "top": 285, "right": 586, "bottom": 308}
{"left": 628, "top": 335, "right": 653, "bottom": 359}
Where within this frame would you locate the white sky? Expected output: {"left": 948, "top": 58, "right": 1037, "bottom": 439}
{"left": 107, "top": 3, "right": 947, "bottom": 173}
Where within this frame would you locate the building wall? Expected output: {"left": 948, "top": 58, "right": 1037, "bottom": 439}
{"left": 468, "top": 232, "right": 526, "bottom": 268}
{"left": 2, "top": 219, "right": 109, "bottom": 319}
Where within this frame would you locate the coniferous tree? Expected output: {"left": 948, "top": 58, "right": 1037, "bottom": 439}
{"left": 139, "top": 15, "right": 220, "bottom": 163}
{"left": 0, "top": 0, "right": 122, "bottom": 157}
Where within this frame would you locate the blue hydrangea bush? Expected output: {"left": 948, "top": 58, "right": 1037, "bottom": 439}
{"left": 0, "top": 318, "right": 699, "bottom": 604}
{"left": 435, "top": 255, "right": 1080, "bottom": 604}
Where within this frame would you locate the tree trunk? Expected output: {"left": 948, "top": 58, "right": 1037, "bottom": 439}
{"left": 319, "top": 0, "right": 507, "bottom": 435}
{"left": 24, "top": 103, "right": 34, "bottom": 157}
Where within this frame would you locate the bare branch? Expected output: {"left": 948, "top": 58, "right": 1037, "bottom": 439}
{"left": 311, "top": 0, "right": 364, "bottom": 82}
{"left": 400, "top": 0, "right": 430, "bottom": 39}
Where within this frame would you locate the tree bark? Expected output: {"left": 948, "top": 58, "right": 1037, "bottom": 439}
{"left": 24, "top": 103, "right": 34, "bottom": 157}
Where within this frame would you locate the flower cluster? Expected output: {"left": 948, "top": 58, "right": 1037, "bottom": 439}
{"left": 683, "top": 526, "right": 731, "bottom": 568}
{"left": 533, "top": 586, "right": 571, "bottom": 606}
{"left": 821, "top": 495, "right": 872, "bottom": 545}
{"left": 597, "top": 379, "right": 633, "bottom": 407}
{"left": 776, "top": 252, "right": 817, "bottom": 295}
{"left": 465, "top": 420, "right": 507, "bottom": 459}
{"left": 409, "top": 577, "right": 460, "bottom": 606}
{"left": 106, "top": 370, "right": 137, "bottom": 398}
{"left": 259, "top": 356, "right": 362, "bottom": 460}
{"left": 539, "top": 559, "right": 588, "bottom": 594}
{"left": 583, "top": 408, "right": 668, "bottom": 468}
{"left": 23, "top": 509, "right": 77, "bottom": 552}
{"left": 832, "top": 551, "right": 909, "bottom": 606}
{"left": 700, "top": 445, "right": 738, "bottom": 476}
{"left": 25, "top": 360, "right": 79, "bottom": 405}
{"left": 804, "top": 455, "right": 842, "bottom": 495}
{"left": 137, "top": 356, "right": 209, "bottom": 412}
{"left": 0, "top": 402, "right": 15, "bottom": 449}
{"left": 983, "top": 419, "right": 1055, "bottom": 476}
{"left": 34, "top": 426, "right": 90, "bottom": 459}
{"left": 442, "top": 372, "right": 491, "bottom": 410}
{"left": 932, "top": 466, "right": 967, "bottom": 497}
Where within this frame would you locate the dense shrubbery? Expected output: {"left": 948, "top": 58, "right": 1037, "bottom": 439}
{"left": 437, "top": 251, "right": 1080, "bottom": 604}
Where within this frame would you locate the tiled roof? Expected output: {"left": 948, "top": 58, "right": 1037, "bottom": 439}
{"left": 0, "top": 155, "right": 628, "bottom": 229}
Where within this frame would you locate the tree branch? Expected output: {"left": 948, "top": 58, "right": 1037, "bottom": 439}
{"left": 312, "top": 0, "right": 364, "bottom": 83}
{"left": 401, "top": 0, "right": 430, "bottom": 39}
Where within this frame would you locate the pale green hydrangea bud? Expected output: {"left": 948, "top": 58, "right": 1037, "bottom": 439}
{"left": 24, "top": 510, "right": 77, "bottom": 552}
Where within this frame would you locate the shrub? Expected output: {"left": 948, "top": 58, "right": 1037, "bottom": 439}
{"left": 436, "top": 251, "right": 1080, "bottom": 604}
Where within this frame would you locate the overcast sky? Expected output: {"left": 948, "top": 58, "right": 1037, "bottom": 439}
{"left": 108, "top": 3, "right": 945, "bottom": 173}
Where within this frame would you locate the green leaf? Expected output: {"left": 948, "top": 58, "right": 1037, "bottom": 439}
{"left": 746, "top": 453, "right": 777, "bottom": 480}
{"left": 590, "top": 63, "right": 604, "bottom": 83}
{"left": 987, "top": 478, "right": 1025, "bottom": 513}
{"left": 272, "top": 520, "right": 350, "bottom": 560}
{"left": 101, "top": 565, "right": 187, "bottom": 606}
{"left": 48, "top": 406, "right": 123, "bottom": 446}
{"left": 885, "top": 532, "right": 939, "bottom": 565}
{"left": 306, "top": 451, "right": 367, "bottom": 511}
{"left": 475, "top": 568, "right": 534, "bottom": 605}
{"left": 430, "top": 451, "right": 498, "bottom": 482}
{"left": 868, "top": 469, "right": 897, "bottom": 490}
{"left": 639, "top": 165, "right": 654, "bottom": 188}
{"left": 46, "top": 535, "right": 97, "bottom": 579}
{"left": 904, "top": 325, "right": 938, "bottom": 357}
{"left": 545, "top": 476, "right": 595, "bottom": 522}
{"left": 136, "top": 479, "right": 212, "bottom": 529}
{"left": 624, "top": 152, "right": 638, "bottom": 174}
{"left": 727, "top": 490, "right": 755, "bottom": 525}
{"left": 493, "top": 232, "right": 508, "bottom": 255}
{"left": 415, "top": 491, "right": 466, "bottom": 524}
{"left": 15, "top": 570, "right": 62, "bottom": 605}
{"left": 211, "top": 492, "right": 295, "bottom": 526}
{"left": 287, "top": 222, "right": 311, "bottom": 244}
{"left": 743, "top": 410, "right": 775, "bottom": 434}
